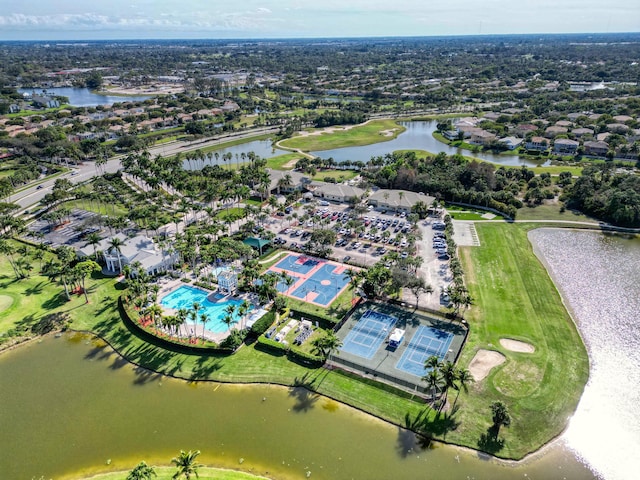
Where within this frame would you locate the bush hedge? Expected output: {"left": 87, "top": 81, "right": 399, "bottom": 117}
{"left": 249, "top": 310, "right": 276, "bottom": 337}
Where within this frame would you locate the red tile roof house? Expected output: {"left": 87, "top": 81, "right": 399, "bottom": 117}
{"left": 553, "top": 139, "right": 580, "bottom": 155}
{"left": 584, "top": 141, "right": 610, "bottom": 157}
{"left": 525, "top": 136, "right": 549, "bottom": 151}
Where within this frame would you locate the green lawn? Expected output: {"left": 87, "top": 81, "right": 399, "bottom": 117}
{"left": 516, "top": 204, "right": 596, "bottom": 222}
{"left": 215, "top": 207, "right": 245, "bottom": 221}
{"left": 312, "top": 169, "right": 359, "bottom": 182}
{"left": 280, "top": 119, "right": 405, "bottom": 151}
{"left": 75, "top": 466, "right": 268, "bottom": 480}
{"left": 265, "top": 153, "right": 301, "bottom": 170}
{"left": 454, "top": 223, "right": 589, "bottom": 458}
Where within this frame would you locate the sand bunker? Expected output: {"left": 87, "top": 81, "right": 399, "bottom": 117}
{"left": 469, "top": 349, "right": 506, "bottom": 381}
{"left": 500, "top": 338, "right": 535, "bottom": 353}
{"left": 0, "top": 295, "right": 13, "bottom": 313}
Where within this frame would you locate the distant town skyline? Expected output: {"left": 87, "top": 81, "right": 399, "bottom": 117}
{"left": 0, "top": 0, "right": 638, "bottom": 41}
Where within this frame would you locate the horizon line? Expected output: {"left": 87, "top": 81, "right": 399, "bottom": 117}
{"left": 1, "top": 31, "right": 639, "bottom": 43}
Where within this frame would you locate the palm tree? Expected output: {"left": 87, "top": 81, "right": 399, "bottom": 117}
{"left": 171, "top": 449, "right": 202, "bottom": 479}
{"left": 237, "top": 300, "right": 250, "bottom": 329}
{"left": 199, "top": 312, "right": 209, "bottom": 341}
{"left": 310, "top": 330, "right": 343, "bottom": 358}
{"left": 438, "top": 361, "right": 458, "bottom": 410}
{"left": 452, "top": 367, "right": 475, "bottom": 409}
{"left": 126, "top": 461, "right": 157, "bottom": 480}
{"left": 490, "top": 401, "right": 511, "bottom": 437}
{"left": 221, "top": 314, "right": 236, "bottom": 333}
{"left": 73, "top": 260, "right": 101, "bottom": 303}
{"left": 423, "top": 368, "right": 443, "bottom": 403}
{"left": 108, "top": 236, "right": 126, "bottom": 273}
{"left": 145, "top": 304, "right": 164, "bottom": 333}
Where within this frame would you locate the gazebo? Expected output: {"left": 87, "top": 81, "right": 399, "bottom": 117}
{"left": 218, "top": 270, "right": 238, "bottom": 295}
{"left": 243, "top": 237, "right": 271, "bottom": 255}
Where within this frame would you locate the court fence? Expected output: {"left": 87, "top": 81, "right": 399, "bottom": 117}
{"left": 327, "top": 355, "right": 427, "bottom": 397}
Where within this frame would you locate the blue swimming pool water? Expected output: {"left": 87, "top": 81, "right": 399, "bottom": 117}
{"left": 160, "top": 285, "right": 247, "bottom": 334}
{"left": 395, "top": 326, "right": 453, "bottom": 377}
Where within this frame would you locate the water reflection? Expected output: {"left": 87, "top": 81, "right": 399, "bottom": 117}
{"left": 311, "top": 121, "right": 550, "bottom": 167}
{"left": 18, "top": 87, "right": 152, "bottom": 107}
{"left": 530, "top": 229, "right": 640, "bottom": 480}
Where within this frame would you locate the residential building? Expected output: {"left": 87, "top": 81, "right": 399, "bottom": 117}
{"left": 514, "top": 124, "right": 538, "bottom": 137}
{"left": 544, "top": 125, "right": 568, "bottom": 138}
{"left": 470, "top": 130, "right": 496, "bottom": 145}
{"left": 31, "top": 95, "right": 60, "bottom": 109}
{"left": 584, "top": 141, "right": 610, "bottom": 157}
{"left": 525, "top": 136, "right": 549, "bottom": 151}
{"left": 553, "top": 139, "right": 580, "bottom": 155}
{"left": 498, "top": 136, "right": 522, "bottom": 150}
{"left": 571, "top": 127, "right": 594, "bottom": 138}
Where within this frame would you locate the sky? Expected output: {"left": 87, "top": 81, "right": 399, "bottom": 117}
{"left": 0, "top": 0, "right": 638, "bottom": 41}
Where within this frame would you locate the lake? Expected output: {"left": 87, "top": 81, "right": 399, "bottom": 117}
{"left": 18, "top": 87, "right": 153, "bottom": 107}
{"left": 1, "top": 229, "right": 637, "bottom": 479}
{"left": 310, "top": 121, "right": 550, "bottom": 167}
{"left": 529, "top": 229, "right": 640, "bottom": 480}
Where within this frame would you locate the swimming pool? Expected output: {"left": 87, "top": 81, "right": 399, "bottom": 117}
{"left": 160, "top": 285, "right": 248, "bottom": 334}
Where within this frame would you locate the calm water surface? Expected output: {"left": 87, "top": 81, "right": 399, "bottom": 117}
{"left": 0, "top": 334, "right": 594, "bottom": 480}
{"left": 529, "top": 229, "right": 640, "bottom": 480}
{"left": 311, "top": 121, "right": 550, "bottom": 167}
{"left": 1, "top": 228, "right": 638, "bottom": 479}
{"left": 18, "top": 87, "right": 153, "bottom": 107}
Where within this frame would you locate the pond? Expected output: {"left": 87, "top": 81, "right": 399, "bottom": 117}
{"left": 182, "top": 138, "right": 287, "bottom": 170}
{"left": 18, "top": 87, "right": 153, "bottom": 107}
{"left": 2, "top": 231, "right": 637, "bottom": 480}
{"left": 0, "top": 333, "right": 596, "bottom": 480}
{"left": 310, "top": 121, "right": 550, "bottom": 167}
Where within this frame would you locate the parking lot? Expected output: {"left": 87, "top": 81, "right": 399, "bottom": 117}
{"left": 263, "top": 200, "right": 453, "bottom": 312}
{"left": 25, "top": 209, "right": 104, "bottom": 249}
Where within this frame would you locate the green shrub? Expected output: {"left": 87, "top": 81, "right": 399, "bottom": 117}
{"left": 250, "top": 310, "right": 276, "bottom": 337}
{"left": 180, "top": 277, "right": 192, "bottom": 283}
{"left": 256, "top": 334, "right": 287, "bottom": 354}
{"left": 287, "top": 348, "right": 324, "bottom": 366}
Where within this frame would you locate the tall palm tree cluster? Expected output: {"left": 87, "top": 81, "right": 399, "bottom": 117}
{"left": 422, "top": 355, "right": 474, "bottom": 411}
{"left": 441, "top": 215, "right": 473, "bottom": 316}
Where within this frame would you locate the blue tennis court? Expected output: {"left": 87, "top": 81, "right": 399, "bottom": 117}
{"left": 340, "top": 309, "right": 397, "bottom": 359}
{"left": 395, "top": 326, "right": 454, "bottom": 377}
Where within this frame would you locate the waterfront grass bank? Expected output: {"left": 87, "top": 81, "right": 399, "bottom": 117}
{"left": 0, "top": 223, "right": 590, "bottom": 460}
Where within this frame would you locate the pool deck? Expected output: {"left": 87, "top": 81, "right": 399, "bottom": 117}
{"left": 156, "top": 277, "right": 261, "bottom": 344}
